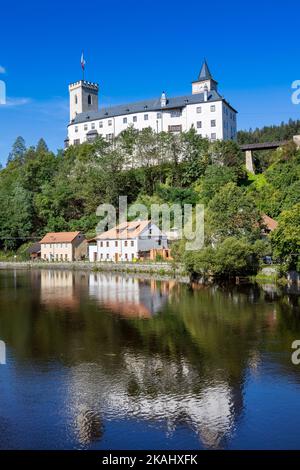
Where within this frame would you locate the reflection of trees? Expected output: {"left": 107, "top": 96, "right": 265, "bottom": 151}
{"left": 0, "top": 270, "right": 300, "bottom": 448}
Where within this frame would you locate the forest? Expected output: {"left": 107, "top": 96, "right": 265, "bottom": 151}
{"left": 0, "top": 123, "right": 299, "bottom": 278}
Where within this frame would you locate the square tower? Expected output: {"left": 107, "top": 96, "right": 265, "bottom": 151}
{"left": 69, "top": 80, "right": 99, "bottom": 121}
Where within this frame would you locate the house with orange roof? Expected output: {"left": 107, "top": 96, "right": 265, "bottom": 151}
{"left": 40, "top": 231, "right": 87, "bottom": 261}
{"left": 89, "top": 220, "right": 168, "bottom": 262}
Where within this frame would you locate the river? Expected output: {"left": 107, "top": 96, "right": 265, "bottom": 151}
{"left": 0, "top": 269, "right": 300, "bottom": 449}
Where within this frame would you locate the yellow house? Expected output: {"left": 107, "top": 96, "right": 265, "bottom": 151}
{"left": 40, "top": 232, "right": 87, "bottom": 261}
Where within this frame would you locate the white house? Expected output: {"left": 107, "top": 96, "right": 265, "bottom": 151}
{"left": 88, "top": 220, "right": 168, "bottom": 262}
{"left": 66, "top": 60, "right": 237, "bottom": 147}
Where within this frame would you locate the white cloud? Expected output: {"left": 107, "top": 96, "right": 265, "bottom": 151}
{"left": 0, "top": 65, "right": 6, "bottom": 74}
{"left": 5, "top": 97, "right": 32, "bottom": 107}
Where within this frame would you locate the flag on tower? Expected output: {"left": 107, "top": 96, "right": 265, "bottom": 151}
{"left": 81, "top": 52, "right": 86, "bottom": 71}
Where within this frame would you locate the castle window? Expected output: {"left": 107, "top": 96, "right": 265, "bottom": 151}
{"left": 211, "top": 120, "right": 216, "bottom": 127}
{"left": 133, "top": 116, "right": 137, "bottom": 122}
{"left": 144, "top": 114, "right": 148, "bottom": 121}
{"left": 88, "top": 94, "right": 92, "bottom": 106}
{"left": 84, "top": 124, "right": 88, "bottom": 131}
{"left": 91, "top": 123, "right": 95, "bottom": 129}
{"left": 99, "top": 121, "right": 103, "bottom": 128}
{"left": 210, "top": 105, "right": 216, "bottom": 112}
{"left": 196, "top": 106, "right": 202, "bottom": 113}
{"left": 197, "top": 121, "right": 202, "bottom": 128}
{"left": 74, "top": 95, "right": 78, "bottom": 104}
{"left": 123, "top": 117, "right": 127, "bottom": 124}
{"left": 157, "top": 112, "right": 161, "bottom": 119}
{"left": 170, "top": 110, "right": 181, "bottom": 118}
{"left": 75, "top": 126, "right": 78, "bottom": 133}
{"left": 211, "top": 133, "right": 216, "bottom": 140}
{"left": 108, "top": 120, "right": 112, "bottom": 126}
{"left": 73, "top": 139, "right": 80, "bottom": 145}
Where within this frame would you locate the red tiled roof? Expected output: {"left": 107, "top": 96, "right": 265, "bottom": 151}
{"left": 96, "top": 220, "right": 150, "bottom": 240}
{"left": 40, "top": 231, "right": 82, "bottom": 244}
{"left": 261, "top": 214, "right": 278, "bottom": 231}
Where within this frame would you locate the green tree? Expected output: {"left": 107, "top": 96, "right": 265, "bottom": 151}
{"left": 271, "top": 203, "right": 300, "bottom": 270}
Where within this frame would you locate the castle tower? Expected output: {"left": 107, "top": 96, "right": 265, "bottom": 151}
{"left": 68, "top": 80, "right": 99, "bottom": 121}
{"left": 192, "top": 60, "right": 218, "bottom": 94}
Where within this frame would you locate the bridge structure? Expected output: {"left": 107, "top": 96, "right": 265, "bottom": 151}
{"left": 240, "top": 135, "right": 300, "bottom": 173}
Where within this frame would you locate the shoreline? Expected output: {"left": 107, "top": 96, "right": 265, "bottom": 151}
{"left": 0, "top": 260, "right": 190, "bottom": 283}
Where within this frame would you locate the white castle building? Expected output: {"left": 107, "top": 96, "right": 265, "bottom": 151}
{"left": 65, "top": 61, "right": 237, "bottom": 147}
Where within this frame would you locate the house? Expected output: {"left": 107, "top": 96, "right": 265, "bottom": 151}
{"left": 66, "top": 60, "right": 237, "bottom": 148}
{"left": 40, "top": 231, "right": 87, "bottom": 261}
{"left": 261, "top": 214, "right": 278, "bottom": 236}
{"left": 89, "top": 220, "right": 168, "bottom": 262}
{"left": 27, "top": 242, "right": 41, "bottom": 260}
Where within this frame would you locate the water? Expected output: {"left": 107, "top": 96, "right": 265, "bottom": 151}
{"left": 0, "top": 269, "right": 300, "bottom": 450}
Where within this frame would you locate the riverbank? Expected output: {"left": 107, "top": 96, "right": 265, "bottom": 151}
{"left": 0, "top": 260, "right": 190, "bottom": 282}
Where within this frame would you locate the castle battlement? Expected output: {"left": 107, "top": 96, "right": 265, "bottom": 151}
{"left": 69, "top": 80, "right": 99, "bottom": 91}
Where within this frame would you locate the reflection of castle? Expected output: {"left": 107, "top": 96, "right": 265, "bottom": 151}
{"left": 89, "top": 273, "right": 169, "bottom": 318}
{"left": 67, "top": 354, "right": 243, "bottom": 449}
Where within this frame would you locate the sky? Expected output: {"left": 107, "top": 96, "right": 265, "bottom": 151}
{"left": 0, "top": 0, "right": 299, "bottom": 164}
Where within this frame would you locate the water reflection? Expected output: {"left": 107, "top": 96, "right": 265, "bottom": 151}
{"left": 0, "top": 269, "right": 300, "bottom": 449}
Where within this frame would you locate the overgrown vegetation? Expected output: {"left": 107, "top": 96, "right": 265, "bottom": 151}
{"left": 0, "top": 124, "right": 299, "bottom": 279}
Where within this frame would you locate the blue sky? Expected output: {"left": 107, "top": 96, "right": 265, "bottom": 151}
{"left": 0, "top": 0, "right": 299, "bottom": 164}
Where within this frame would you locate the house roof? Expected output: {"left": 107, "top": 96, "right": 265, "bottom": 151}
{"left": 198, "top": 60, "right": 213, "bottom": 81}
{"left": 40, "top": 231, "right": 82, "bottom": 244}
{"left": 96, "top": 220, "right": 151, "bottom": 240}
{"left": 27, "top": 242, "right": 41, "bottom": 254}
{"left": 69, "top": 89, "right": 236, "bottom": 125}
{"left": 262, "top": 214, "right": 278, "bottom": 231}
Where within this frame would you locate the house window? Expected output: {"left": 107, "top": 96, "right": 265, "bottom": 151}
{"left": 170, "top": 110, "right": 181, "bottom": 118}
{"left": 123, "top": 117, "right": 127, "bottom": 124}
{"left": 197, "top": 121, "right": 202, "bottom": 128}
{"left": 210, "top": 105, "right": 216, "bottom": 112}
{"left": 211, "top": 133, "right": 216, "bottom": 140}
{"left": 84, "top": 124, "right": 88, "bottom": 131}
{"left": 99, "top": 121, "right": 103, "bottom": 128}
{"left": 158, "top": 239, "right": 162, "bottom": 246}
{"left": 131, "top": 253, "right": 134, "bottom": 260}
{"left": 157, "top": 112, "right": 161, "bottom": 119}
{"left": 115, "top": 241, "right": 118, "bottom": 247}
{"left": 75, "top": 126, "right": 78, "bottom": 133}
{"left": 124, "top": 240, "right": 128, "bottom": 247}
{"left": 65, "top": 254, "right": 68, "bottom": 261}
{"left": 73, "top": 139, "right": 80, "bottom": 145}
{"left": 133, "top": 116, "right": 137, "bottom": 122}
{"left": 125, "top": 253, "right": 128, "bottom": 260}
{"left": 131, "top": 240, "right": 134, "bottom": 247}
{"left": 100, "top": 241, "right": 103, "bottom": 247}
{"left": 60, "top": 254, "right": 63, "bottom": 261}
{"left": 100, "top": 253, "right": 103, "bottom": 259}
{"left": 211, "top": 120, "right": 216, "bottom": 127}
{"left": 88, "top": 94, "right": 92, "bottom": 106}
{"left": 144, "top": 114, "right": 148, "bottom": 121}
{"left": 108, "top": 120, "right": 112, "bottom": 126}
{"left": 106, "top": 254, "right": 109, "bottom": 259}
{"left": 44, "top": 254, "right": 47, "bottom": 259}
{"left": 106, "top": 241, "right": 109, "bottom": 247}
{"left": 196, "top": 106, "right": 202, "bottom": 113}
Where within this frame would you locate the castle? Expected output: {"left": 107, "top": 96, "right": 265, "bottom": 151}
{"left": 65, "top": 60, "right": 237, "bottom": 147}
